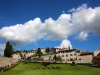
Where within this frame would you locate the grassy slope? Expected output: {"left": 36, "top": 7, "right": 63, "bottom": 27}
{"left": 0, "top": 63, "right": 100, "bottom": 75}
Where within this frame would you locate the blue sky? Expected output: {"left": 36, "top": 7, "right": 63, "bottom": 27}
{"left": 0, "top": 0, "right": 100, "bottom": 55}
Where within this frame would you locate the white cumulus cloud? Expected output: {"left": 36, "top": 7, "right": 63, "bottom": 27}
{"left": 0, "top": 18, "right": 46, "bottom": 46}
{"left": 55, "top": 39, "right": 72, "bottom": 48}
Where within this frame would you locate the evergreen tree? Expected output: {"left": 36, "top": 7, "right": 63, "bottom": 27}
{"left": 45, "top": 47, "right": 49, "bottom": 53}
{"left": 37, "top": 48, "right": 41, "bottom": 58}
{"left": 53, "top": 55, "right": 57, "bottom": 61}
{"left": 46, "top": 47, "right": 48, "bottom": 52}
{"left": 47, "top": 47, "right": 49, "bottom": 53}
{"left": 4, "top": 41, "right": 13, "bottom": 57}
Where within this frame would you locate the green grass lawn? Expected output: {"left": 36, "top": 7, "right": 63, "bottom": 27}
{"left": 0, "top": 63, "right": 100, "bottom": 75}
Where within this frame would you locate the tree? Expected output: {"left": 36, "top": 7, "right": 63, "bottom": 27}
{"left": 56, "top": 55, "right": 62, "bottom": 62}
{"left": 10, "top": 45, "right": 14, "bottom": 53}
{"left": 37, "top": 48, "right": 42, "bottom": 58}
{"left": 14, "top": 50, "right": 22, "bottom": 58}
{"left": 4, "top": 41, "right": 13, "bottom": 57}
{"left": 45, "top": 47, "right": 50, "bottom": 53}
{"left": 45, "top": 47, "right": 47, "bottom": 52}
{"left": 53, "top": 55, "right": 57, "bottom": 61}
{"left": 47, "top": 47, "right": 50, "bottom": 53}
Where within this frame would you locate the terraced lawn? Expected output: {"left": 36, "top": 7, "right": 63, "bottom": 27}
{"left": 0, "top": 63, "right": 100, "bottom": 75}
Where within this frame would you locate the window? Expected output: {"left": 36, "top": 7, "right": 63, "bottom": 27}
{"left": 62, "top": 55, "right": 64, "bottom": 57}
{"left": 74, "top": 54, "right": 76, "bottom": 56}
{"left": 66, "top": 55, "right": 68, "bottom": 57}
{"left": 74, "top": 58, "right": 77, "bottom": 60}
{"left": 70, "top": 54, "right": 73, "bottom": 56}
{"left": 66, "top": 59, "right": 69, "bottom": 61}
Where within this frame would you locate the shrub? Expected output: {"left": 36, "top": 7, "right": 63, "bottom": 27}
{"left": 56, "top": 66, "right": 61, "bottom": 69}
{"left": 71, "top": 61, "right": 75, "bottom": 66}
{"left": 23, "top": 60, "right": 29, "bottom": 64}
{"left": 0, "top": 67, "right": 4, "bottom": 72}
{"left": 51, "top": 66, "right": 55, "bottom": 69}
{"left": 43, "top": 67, "right": 46, "bottom": 69}
{"left": 48, "top": 67, "right": 51, "bottom": 69}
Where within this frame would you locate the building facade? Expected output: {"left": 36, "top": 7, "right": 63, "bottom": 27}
{"left": 56, "top": 49, "right": 80, "bottom": 63}
{"left": 78, "top": 53, "right": 93, "bottom": 63}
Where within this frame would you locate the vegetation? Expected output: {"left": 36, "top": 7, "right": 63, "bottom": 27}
{"left": 56, "top": 55, "right": 62, "bottom": 63}
{"left": 46, "top": 47, "right": 50, "bottom": 53}
{"left": 1, "top": 63, "right": 100, "bottom": 75}
{"left": 14, "top": 50, "right": 23, "bottom": 58}
{"left": 53, "top": 55, "right": 57, "bottom": 61}
{"left": 4, "top": 41, "right": 14, "bottom": 57}
{"left": 23, "top": 60, "right": 29, "bottom": 64}
{"left": 37, "top": 48, "right": 42, "bottom": 58}
{"left": 71, "top": 61, "right": 76, "bottom": 66}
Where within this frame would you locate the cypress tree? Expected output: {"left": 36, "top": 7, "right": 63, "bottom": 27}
{"left": 45, "top": 47, "right": 47, "bottom": 52}
{"left": 4, "top": 41, "right": 13, "bottom": 57}
{"left": 47, "top": 47, "right": 49, "bottom": 53}
{"left": 37, "top": 48, "right": 41, "bottom": 58}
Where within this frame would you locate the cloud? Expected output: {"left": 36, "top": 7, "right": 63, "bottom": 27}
{"left": 0, "top": 44, "right": 5, "bottom": 56}
{"left": 55, "top": 39, "right": 72, "bottom": 48}
{"left": 44, "top": 14, "right": 71, "bottom": 40}
{"left": 0, "top": 14, "right": 72, "bottom": 46}
{"left": 0, "top": 18, "right": 46, "bottom": 46}
{"left": 71, "top": 4, "right": 100, "bottom": 34}
{"left": 76, "top": 31, "right": 89, "bottom": 40}
{"left": 0, "top": 4, "right": 100, "bottom": 46}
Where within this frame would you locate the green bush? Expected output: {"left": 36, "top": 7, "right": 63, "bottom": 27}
{"left": 0, "top": 67, "right": 4, "bottom": 72}
{"left": 43, "top": 67, "right": 46, "bottom": 69}
{"left": 51, "top": 66, "right": 55, "bottom": 69}
{"left": 23, "top": 60, "right": 29, "bottom": 64}
{"left": 56, "top": 66, "right": 61, "bottom": 69}
{"left": 71, "top": 61, "right": 75, "bottom": 66}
